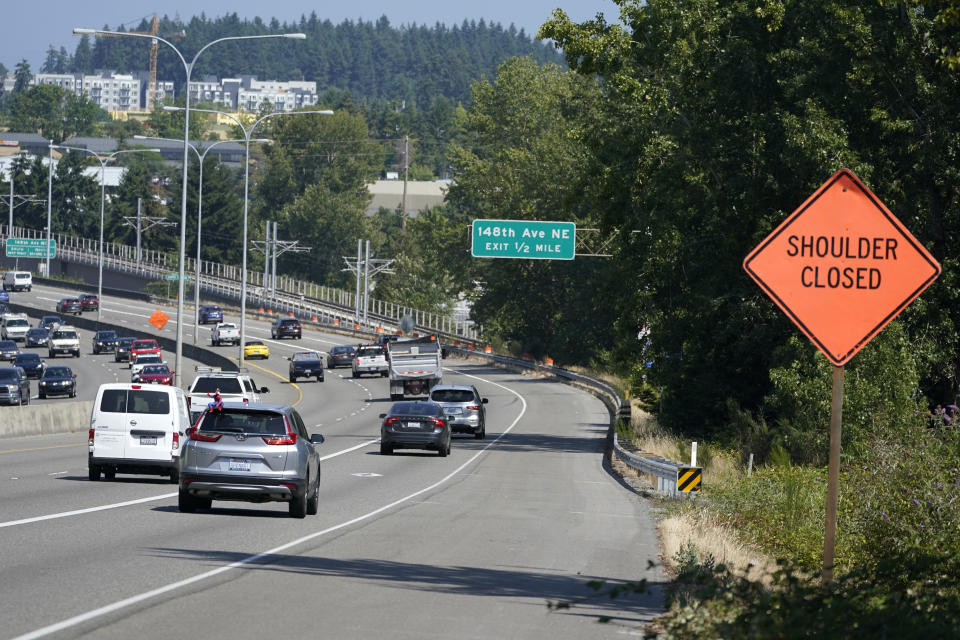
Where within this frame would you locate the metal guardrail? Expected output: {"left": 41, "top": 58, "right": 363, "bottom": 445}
{"left": 446, "top": 345, "right": 689, "bottom": 496}
{"left": 1, "top": 223, "right": 479, "bottom": 341}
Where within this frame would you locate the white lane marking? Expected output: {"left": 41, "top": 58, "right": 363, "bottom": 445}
{"left": 352, "top": 472, "right": 382, "bottom": 478}
{"left": 13, "top": 368, "right": 527, "bottom": 640}
{"left": 0, "top": 493, "right": 178, "bottom": 529}
{"left": 47, "top": 471, "right": 68, "bottom": 476}
{"left": 319, "top": 439, "right": 380, "bottom": 460}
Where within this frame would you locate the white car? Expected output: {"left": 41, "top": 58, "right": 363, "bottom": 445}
{"left": 48, "top": 327, "right": 81, "bottom": 358}
{"left": 211, "top": 322, "right": 240, "bottom": 346}
{"left": 2, "top": 271, "right": 32, "bottom": 292}
{"left": 1, "top": 314, "right": 30, "bottom": 342}
{"left": 88, "top": 383, "right": 191, "bottom": 482}
{"left": 186, "top": 367, "right": 269, "bottom": 422}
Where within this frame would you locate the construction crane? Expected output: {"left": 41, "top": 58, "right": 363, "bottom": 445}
{"left": 97, "top": 13, "right": 184, "bottom": 111}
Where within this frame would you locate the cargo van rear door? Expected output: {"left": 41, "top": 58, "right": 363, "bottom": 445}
{"left": 125, "top": 388, "right": 175, "bottom": 461}
{"left": 92, "top": 388, "right": 129, "bottom": 460}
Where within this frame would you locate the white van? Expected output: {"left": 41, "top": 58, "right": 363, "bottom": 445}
{"left": 2, "top": 271, "right": 32, "bottom": 292}
{"left": 88, "top": 383, "right": 191, "bottom": 482}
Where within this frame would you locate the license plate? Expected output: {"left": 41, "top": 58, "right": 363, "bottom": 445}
{"left": 406, "top": 421, "right": 421, "bottom": 429}
{"left": 446, "top": 408, "right": 462, "bottom": 415}
{"left": 229, "top": 459, "right": 251, "bottom": 472}
{"left": 303, "top": 369, "right": 311, "bottom": 374}
{"left": 140, "top": 436, "right": 157, "bottom": 445}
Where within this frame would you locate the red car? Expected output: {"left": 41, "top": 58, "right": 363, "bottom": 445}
{"left": 131, "top": 339, "right": 161, "bottom": 358}
{"left": 77, "top": 293, "right": 100, "bottom": 311}
{"left": 137, "top": 363, "right": 173, "bottom": 386}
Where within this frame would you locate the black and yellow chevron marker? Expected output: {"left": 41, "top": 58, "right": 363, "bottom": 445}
{"left": 677, "top": 467, "right": 702, "bottom": 492}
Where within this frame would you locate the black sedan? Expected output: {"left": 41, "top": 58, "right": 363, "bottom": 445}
{"left": 379, "top": 401, "right": 451, "bottom": 457}
{"left": 56, "top": 298, "right": 82, "bottom": 315}
{"left": 38, "top": 365, "right": 76, "bottom": 399}
{"left": 92, "top": 330, "right": 118, "bottom": 354}
{"left": 13, "top": 352, "right": 44, "bottom": 379}
{"left": 114, "top": 337, "right": 136, "bottom": 363}
{"left": 0, "top": 339, "right": 20, "bottom": 361}
{"left": 288, "top": 351, "right": 324, "bottom": 383}
{"left": 25, "top": 327, "right": 49, "bottom": 348}
{"left": 326, "top": 345, "right": 356, "bottom": 369}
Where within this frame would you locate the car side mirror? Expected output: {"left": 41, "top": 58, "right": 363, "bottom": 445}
{"left": 285, "top": 356, "right": 290, "bottom": 360}
{"left": 310, "top": 433, "right": 325, "bottom": 445}
{"left": 379, "top": 413, "right": 387, "bottom": 419}
{"left": 482, "top": 398, "right": 488, "bottom": 404}
{"left": 260, "top": 386, "right": 270, "bottom": 393}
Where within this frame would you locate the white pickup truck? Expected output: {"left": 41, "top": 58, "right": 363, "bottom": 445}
{"left": 186, "top": 368, "right": 270, "bottom": 422}
{"left": 211, "top": 322, "right": 240, "bottom": 346}
{"left": 1, "top": 313, "right": 30, "bottom": 342}
{"left": 352, "top": 344, "right": 388, "bottom": 378}
{"left": 48, "top": 326, "right": 81, "bottom": 358}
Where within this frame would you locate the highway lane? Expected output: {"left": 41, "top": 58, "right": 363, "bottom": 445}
{"left": 1, "top": 285, "right": 665, "bottom": 638}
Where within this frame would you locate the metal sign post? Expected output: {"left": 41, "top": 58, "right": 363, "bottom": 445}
{"left": 823, "top": 365, "right": 844, "bottom": 582}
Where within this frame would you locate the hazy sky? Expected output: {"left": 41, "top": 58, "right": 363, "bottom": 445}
{"left": 4, "top": 1, "right": 620, "bottom": 71}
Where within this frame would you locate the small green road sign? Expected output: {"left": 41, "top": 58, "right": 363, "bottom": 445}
{"left": 164, "top": 274, "right": 190, "bottom": 281}
{"left": 471, "top": 220, "right": 576, "bottom": 260}
{"left": 5, "top": 238, "right": 56, "bottom": 259}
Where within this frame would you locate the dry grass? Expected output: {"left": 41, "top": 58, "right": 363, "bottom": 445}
{"left": 660, "top": 510, "right": 780, "bottom": 586}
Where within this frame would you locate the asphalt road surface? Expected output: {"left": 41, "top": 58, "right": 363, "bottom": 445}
{"left": 1, "top": 284, "right": 665, "bottom": 639}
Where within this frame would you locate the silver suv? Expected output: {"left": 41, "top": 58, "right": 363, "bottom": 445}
{"left": 429, "top": 384, "right": 488, "bottom": 439}
{"left": 178, "top": 403, "right": 324, "bottom": 518}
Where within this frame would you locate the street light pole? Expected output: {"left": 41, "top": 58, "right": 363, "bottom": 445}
{"left": 134, "top": 135, "right": 262, "bottom": 346}
{"left": 46, "top": 144, "right": 53, "bottom": 277}
{"left": 75, "top": 27, "right": 306, "bottom": 385}
{"left": 51, "top": 145, "right": 160, "bottom": 325}
{"left": 164, "top": 105, "right": 333, "bottom": 368}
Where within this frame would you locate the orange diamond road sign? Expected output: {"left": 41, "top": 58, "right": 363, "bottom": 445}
{"left": 744, "top": 169, "right": 940, "bottom": 366}
{"left": 149, "top": 310, "right": 170, "bottom": 331}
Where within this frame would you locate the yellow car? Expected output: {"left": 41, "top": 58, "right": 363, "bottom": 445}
{"left": 243, "top": 340, "right": 270, "bottom": 359}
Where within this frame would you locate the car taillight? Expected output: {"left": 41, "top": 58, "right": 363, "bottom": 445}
{"left": 132, "top": 384, "right": 141, "bottom": 390}
{"left": 186, "top": 397, "right": 191, "bottom": 409}
{"left": 384, "top": 416, "right": 399, "bottom": 427}
{"left": 242, "top": 397, "right": 249, "bottom": 403}
{"left": 189, "top": 428, "right": 222, "bottom": 442}
{"left": 355, "top": 358, "right": 360, "bottom": 366}
{"left": 262, "top": 414, "right": 297, "bottom": 445}
{"left": 172, "top": 432, "right": 180, "bottom": 451}
{"left": 466, "top": 405, "right": 481, "bottom": 411}
{"left": 88, "top": 428, "right": 95, "bottom": 446}
{"left": 429, "top": 417, "right": 446, "bottom": 429}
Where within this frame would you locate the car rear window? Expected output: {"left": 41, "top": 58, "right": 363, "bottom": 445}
{"left": 199, "top": 410, "right": 287, "bottom": 435}
{"left": 390, "top": 402, "right": 441, "bottom": 417}
{"left": 357, "top": 346, "right": 384, "bottom": 357}
{"left": 52, "top": 331, "right": 78, "bottom": 340}
{"left": 133, "top": 340, "right": 159, "bottom": 349}
{"left": 99, "top": 389, "right": 170, "bottom": 414}
{"left": 191, "top": 377, "right": 243, "bottom": 394}
{"left": 431, "top": 389, "right": 476, "bottom": 403}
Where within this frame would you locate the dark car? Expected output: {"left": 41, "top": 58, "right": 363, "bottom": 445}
{"left": 0, "top": 366, "right": 30, "bottom": 405}
{"left": 38, "top": 365, "right": 76, "bottom": 399}
{"left": 0, "top": 339, "right": 20, "bottom": 361}
{"left": 25, "top": 327, "right": 49, "bottom": 348}
{"left": 13, "top": 352, "right": 44, "bottom": 379}
{"left": 178, "top": 403, "right": 325, "bottom": 518}
{"left": 379, "top": 400, "right": 451, "bottom": 457}
{"left": 326, "top": 345, "right": 356, "bottom": 369}
{"left": 77, "top": 293, "right": 100, "bottom": 311}
{"left": 56, "top": 298, "right": 82, "bottom": 314}
{"left": 115, "top": 337, "right": 136, "bottom": 362}
{"left": 271, "top": 317, "right": 302, "bottom": 339}
{"left": 92, "top": 330, "right": 118, "bottom": 354}
{"left": 198, "top": 305, "right": 223, "bottom": 325}
{"left": 40, "top": 315, "right": 62, "bottom": 332}
{"left": 288, "top": 351, "right": 324, "bottom": 383}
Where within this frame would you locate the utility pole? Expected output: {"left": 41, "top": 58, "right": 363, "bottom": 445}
{"left": 263, "top": 221, "right": 271, "bottom": 303}
{"left": 271, "top": 220, "right": 278, "bottom": 298}
{"left": 250, "top": 224, "right": 309, "bottom": 305}
{"left": 401, "top": 135, "right": 408, "bottom": 230}
{"left": 343, "top": 240, "right": 394, "bottom": 326}
{"left": 122, "top": 198, "right": 176, "bottom": 267}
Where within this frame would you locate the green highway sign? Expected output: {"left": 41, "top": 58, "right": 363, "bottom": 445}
{"left": 5, "top": 238, "right": 56, "bottom": 259}
{"left": 164, "top": 274, "right": 190, "bottom": 281}
{"left": 471, "top": 219, "right": 576, "bottom": 260}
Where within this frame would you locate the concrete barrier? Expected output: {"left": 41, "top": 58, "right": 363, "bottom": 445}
{"left": 0, "top": 401, "right": 93, "bottom": 438}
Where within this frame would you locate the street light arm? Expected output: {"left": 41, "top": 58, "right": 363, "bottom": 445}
{"left": 189, "top": 33, "right": 306, "bottom": 68}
